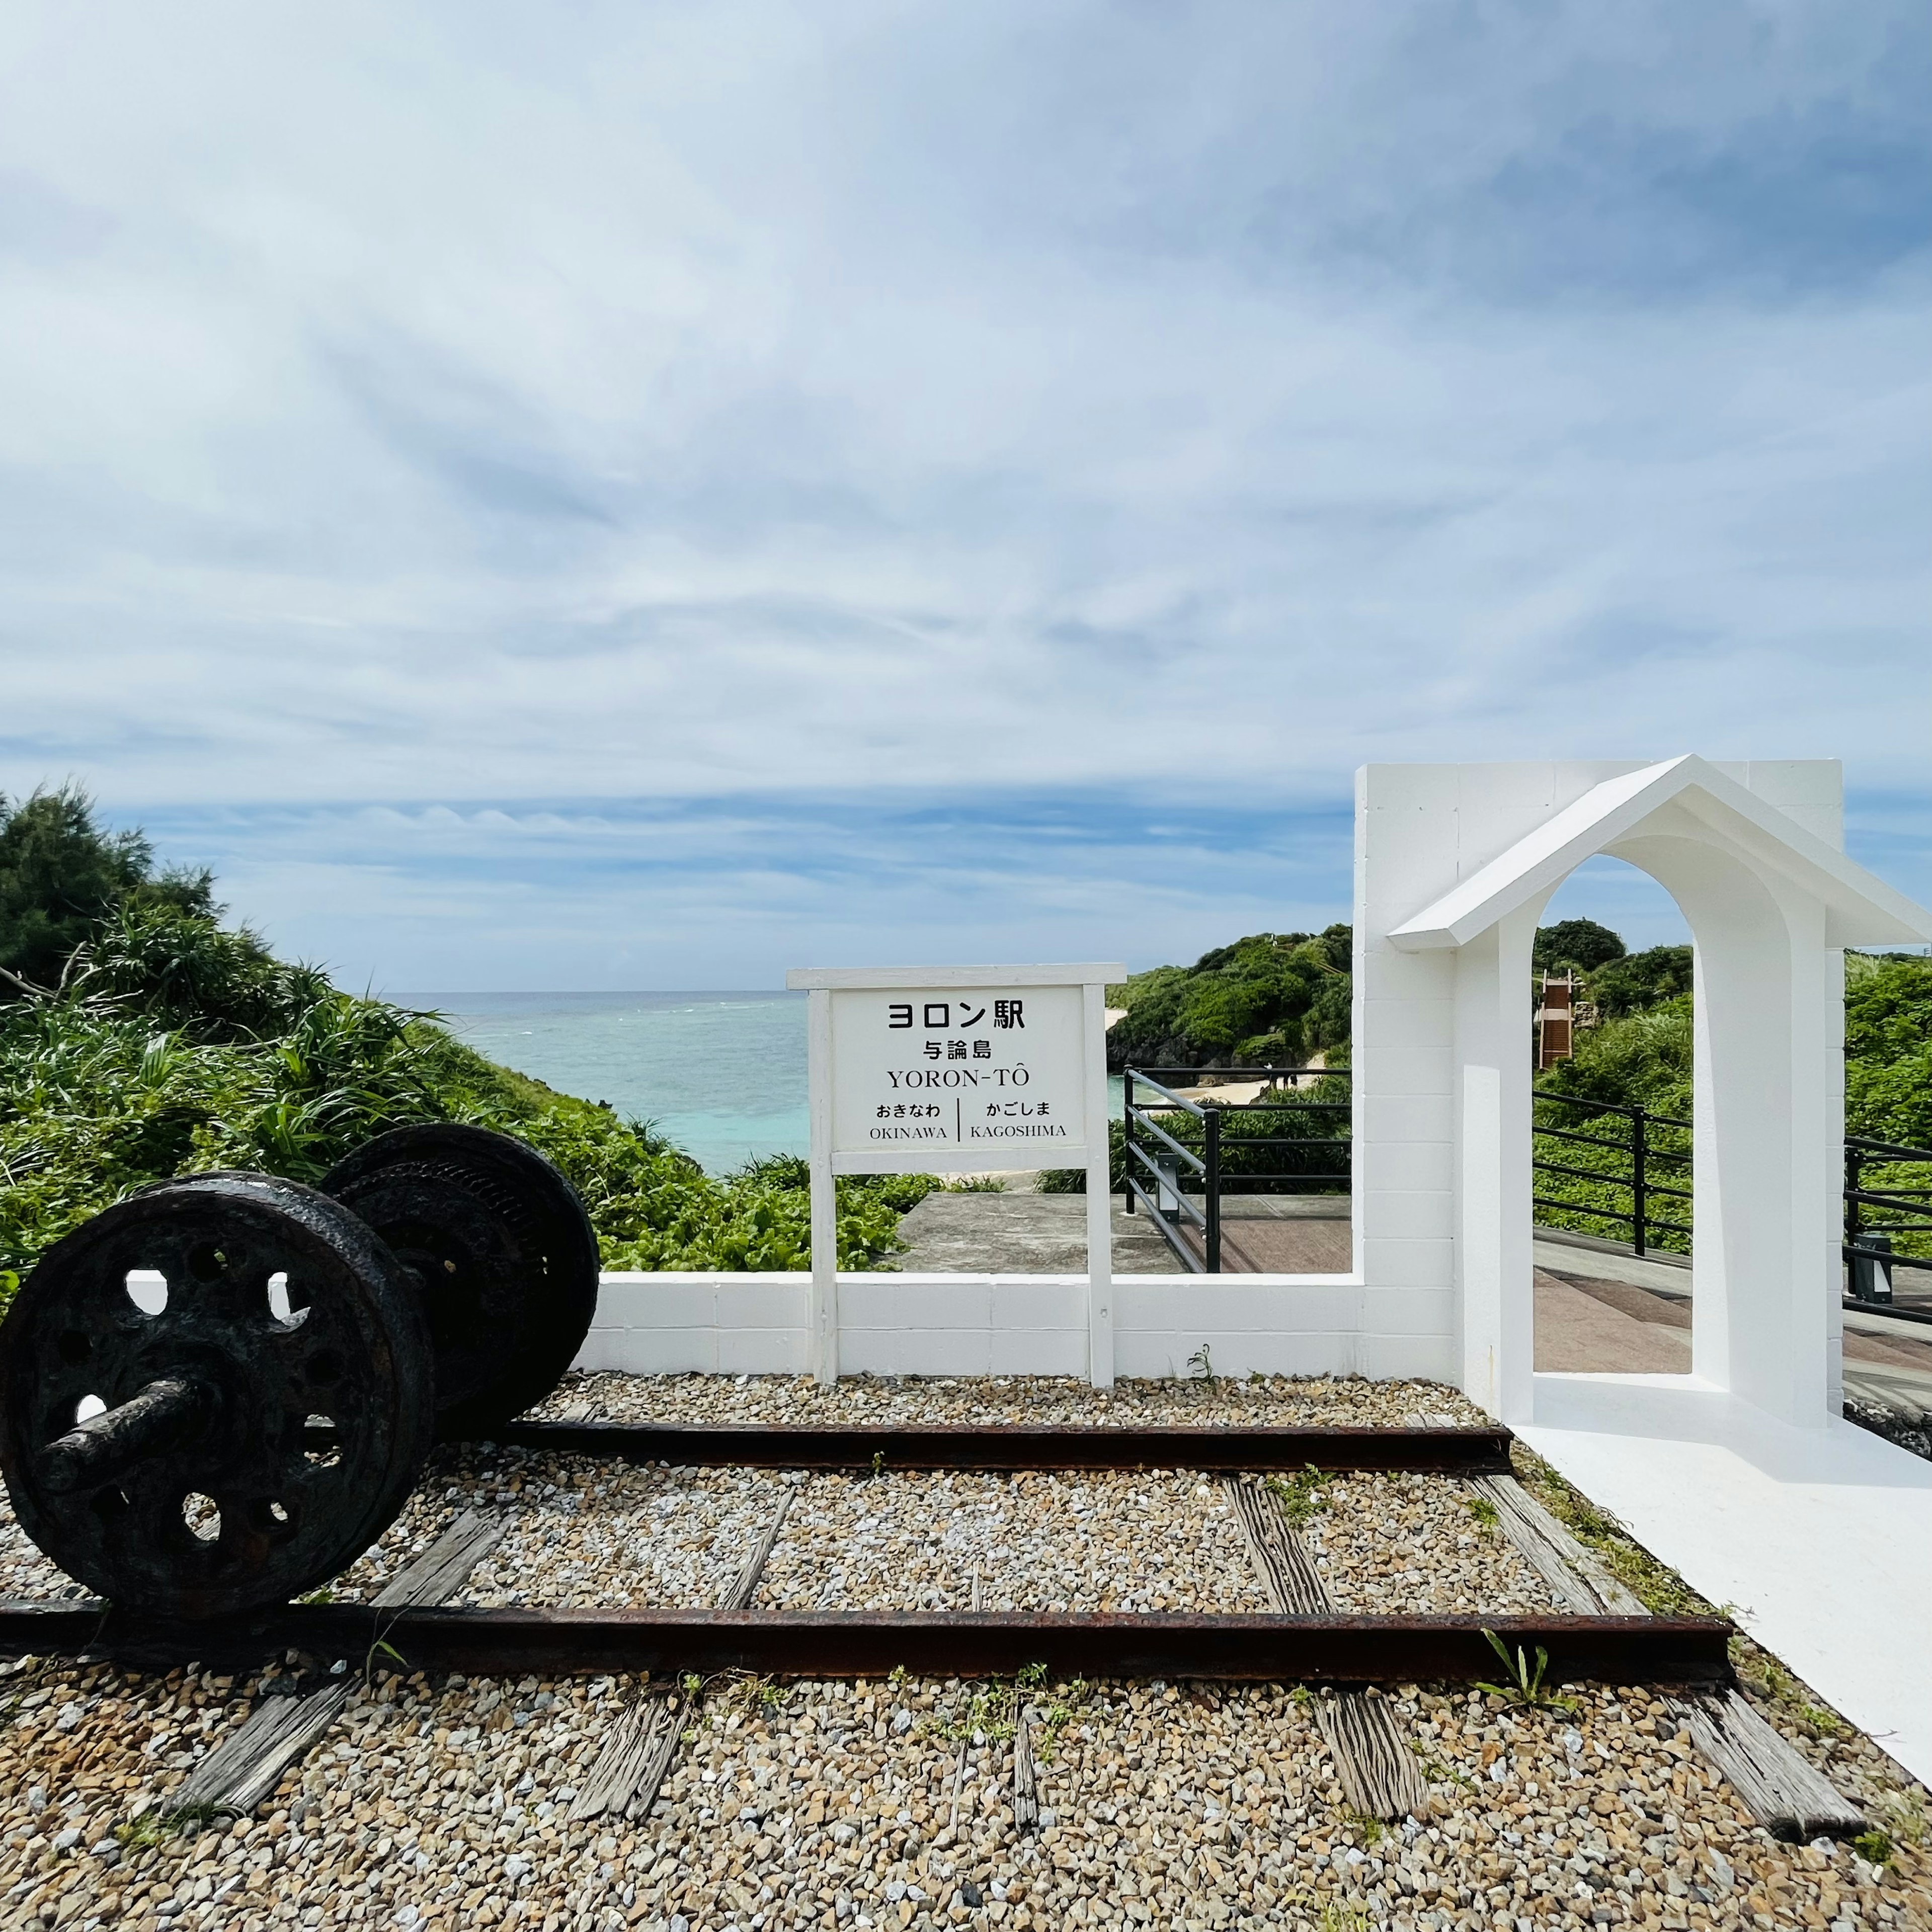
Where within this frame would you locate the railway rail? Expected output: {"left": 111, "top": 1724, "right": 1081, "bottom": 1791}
{"left": 1, "top": 1419, "right": 1727, "bottom": 1688}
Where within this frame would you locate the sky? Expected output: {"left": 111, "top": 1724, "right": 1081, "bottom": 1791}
{"left": 2, "top": 3, "right": 1927, "bottom": 989}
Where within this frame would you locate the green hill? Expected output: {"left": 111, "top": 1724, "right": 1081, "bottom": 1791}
{"left": 1105, "top": 925, "right": 1352, "bottom": 1072}
{"left": 0, "top": 787, "right": 930, "bottom": 1306}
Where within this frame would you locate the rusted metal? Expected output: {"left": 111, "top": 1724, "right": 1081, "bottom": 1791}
{"left": 40, "top": 1377, "right": 214, "bottom": 1495}
{"left": 323, "top": 1124, "right": 599, "bottom": 1439}
{"left": 0, "top": 1175, "right": 435, "bottom": 1623}
{"left": 0, "top": 1598, "right": 1733, "bottom": 1686}
{"left": 486, "top": 1421, "right": 1516, "bottom": 1474}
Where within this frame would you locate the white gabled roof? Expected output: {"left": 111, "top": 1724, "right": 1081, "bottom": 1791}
{"left": 1388, "top": 754, "right": 1932, "bottom": 951}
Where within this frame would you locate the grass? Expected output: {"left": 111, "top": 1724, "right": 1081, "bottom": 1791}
{"left": 0, "top": 975, "right": 939, "bottom": 1305}
{"left": 1475, "top": 1630, "right": 1579, "bottom": 1715}
{"left": 117, "top": 1800, "right": 224, "bottom": 1845}
{"left": 1508, "top": 1442, "right": 1709, "bottom": 1617}
{"left": 1340, "top": 1806, "right": 1385, "bottom": 1848}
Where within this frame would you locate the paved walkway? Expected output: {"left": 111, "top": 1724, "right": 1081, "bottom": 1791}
{"left": 893, "top": 1189, "right": 1354, "bottom": 1275}
{"left": 1523, "top": 1375, "right": 1932, "bottom": 1787}
{"left": 898, "top": 1200, "right": 1932, "bottom": 1405}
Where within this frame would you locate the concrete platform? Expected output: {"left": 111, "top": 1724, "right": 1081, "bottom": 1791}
{"left": 893, "top": 1190, "right": 1353, "bottom": 1276}
{"left": 1522, "top": 1375, "right": 1932, "bottom": 1787}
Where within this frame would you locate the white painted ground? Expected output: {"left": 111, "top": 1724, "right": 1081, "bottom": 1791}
{"left": 1523, "top": 1373, "right": 1932, "bottom": 1788}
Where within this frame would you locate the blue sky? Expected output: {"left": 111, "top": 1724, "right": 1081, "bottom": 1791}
{"left": 2, "top": 3, "right": 1928, "bottom": 987}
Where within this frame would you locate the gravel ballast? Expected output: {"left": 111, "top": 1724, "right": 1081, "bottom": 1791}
{"left": 531, "top": 1371, "right": 1493, "bottom": 1431}
{"left": 4, "top": 1371, "right": 1931, "bottom": 1930}
{"left": 7, "top": 1661, "right": 1931, "bottom": 1931}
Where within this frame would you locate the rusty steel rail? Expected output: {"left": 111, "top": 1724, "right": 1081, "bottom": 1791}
{"left": 0, "top": 1600, "right": 1731, "bottom": 1686}
{"left": 477, "top": 1421, "right": 1515, "bottom": 1475}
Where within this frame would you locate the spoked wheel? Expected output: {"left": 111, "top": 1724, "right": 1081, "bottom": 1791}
{"left": 321, "top": 1124, "right": 599, "bottom": 1438}
{"left": 0, "top": 1175, "right": 434, "bottom": 1622}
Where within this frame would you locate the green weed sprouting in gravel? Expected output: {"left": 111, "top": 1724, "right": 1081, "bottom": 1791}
{"left": 117, "top": 1800, "right": 223, "bottom": 1847}
{"left": 1317, "top": 1903, "right": 1373, "bottom": 1932}
{"left": 1475, "top": 1630, "right": 1579, "bottom": 1716}
{"left": 1877, "top": 1791, "right": 1929, "bottom": 1849}
{"left": 1266, "top": 1465, "right": 1331, "bottom": 1526}
{"left": 1745, "top": 1655, "right": 1847, "bottom": 1737}
{"left": 1409, "top": 1739, "right": 1474, "bottom": 1791}
{"left": 725, "top": 1672, "right": 784, "bottom": 1713}
{"left": 938, "top": 1686, "right": 1016, "bottom": 1746}
{"left": 1466, "top": 1493, "right": 1500, "bottom": 1530}
{"left": 1854, "top": 1829, "right": 1896, "bottom": 1868}
{"left": 1341, "top": 1807, "right": 1385, "bottom": 1848}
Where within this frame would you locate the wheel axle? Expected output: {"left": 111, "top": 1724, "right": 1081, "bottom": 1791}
{"left": 40, "top": 1376, "right": 215, "bottom": 1494}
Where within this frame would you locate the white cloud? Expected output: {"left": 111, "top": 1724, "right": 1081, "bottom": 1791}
{"left": 0, "top": 3, "right": 1926, "bottom": 977}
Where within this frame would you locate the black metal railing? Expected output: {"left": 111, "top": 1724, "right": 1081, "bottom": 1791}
{"left": 1123, "top": 1066, "right": 1932, "bottom": 1297}
{"left": 1530, "top": 1092, "right": 1693, "bottom": 1257}
{"left": 1844, "top": 1136, "right": 1932, "bottom": 1313}
{"left": 1121, "top": 1066, "right": 1350, "bottom": 1273}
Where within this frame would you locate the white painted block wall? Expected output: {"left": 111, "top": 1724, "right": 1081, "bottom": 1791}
{"left": 577, "top": 1272, "right": 1366, "bottom": 1382}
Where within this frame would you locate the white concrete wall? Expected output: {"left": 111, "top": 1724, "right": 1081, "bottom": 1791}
{"left": 1351, "top": 767, "right": 1459, "bottom": 1387}
{"left": 1357, "top": 758, "right": 1849, "bottom": 1427}
{"left": 567, "top": 759, "right": 1864, "bottom": 1408}
{"left": 577, "top": 1272, "right": 1367, "bottom": 1381}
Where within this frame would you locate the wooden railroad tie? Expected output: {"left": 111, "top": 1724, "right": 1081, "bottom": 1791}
{"left": 572, "top": 1485, "right": 795, "bottom": 1824}
{"left": 166, "top": 1509, "right": 506, "bottom": 1818}
{"left": 1225, "top": 1474, "right": 1426, "bottom": 1822}
{"left": 1468, "top": 1466, "right": 1866, "bottom": 1840}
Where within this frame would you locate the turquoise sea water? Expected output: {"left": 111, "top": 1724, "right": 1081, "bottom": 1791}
{"left": 403, "top": 991, "right": 1124, "bottom": 1177}
{"left": 405, "top": 991, "right": 810, "bottom": 1177}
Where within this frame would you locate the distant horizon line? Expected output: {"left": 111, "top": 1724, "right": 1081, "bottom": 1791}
{"left": 382, "top": 987, "right": 804, "bottom": 998}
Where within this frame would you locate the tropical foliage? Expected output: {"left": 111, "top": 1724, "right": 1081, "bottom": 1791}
{"left": 1843, "top": 953, "right": 1932, "bottom": 1260}
{"left": 1529, "top": 945, "right": 1932, "bottom": 1258}
{"left": 1530, "top": 1000, "right": 1695, "bottom": 1252}
{"left": 1532, "top": 918, "right": 1626, "bottom": 976}
{"left": 1037, "top": 1075, "right": 1352, "bottom": 1195}
{"left": 1104, "top": 926, "right": 1352, "bottom": 1072}
{"left": 0, "top": 789, "right": 933, "bottom": 1309}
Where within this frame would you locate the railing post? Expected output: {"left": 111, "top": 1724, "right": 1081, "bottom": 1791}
{"left": 1206, "top": 1104, "right": 1222, "bottom": 1273}
{"left": 1632, "top": 1106, "right": 1648, "bottom": 1258}
{"left": 1122, "top": 1070, "right": 1135, "bottom": 1216}
{"left": 1845, "top": 1141, "right": 1861, "bottom": 1255}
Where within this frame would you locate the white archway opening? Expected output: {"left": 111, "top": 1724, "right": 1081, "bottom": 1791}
{"left": 1356, "top": 757, "right": 1930, "bottom": 1432}
{"left": 1526, "top": 854, "right": 1697, "bottom": 1385}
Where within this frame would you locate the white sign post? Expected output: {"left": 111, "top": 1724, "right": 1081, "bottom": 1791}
{"left": 784, "top": 962, "right": 1125, "bottom": 1388}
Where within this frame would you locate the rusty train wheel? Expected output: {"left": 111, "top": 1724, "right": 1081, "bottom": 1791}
{"left": 322, "top": 1124, "right": 598, "bottom": 1438}
{"left": 0, "top": 1175, "right": 434, "bottom": 1622}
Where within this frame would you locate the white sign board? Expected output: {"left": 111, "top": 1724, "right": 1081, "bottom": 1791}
{"left": 829, "top": 983, "right": 1089, "bottom": 1172}
{"left": 785, "top": 962, "right": 1125, "bottom": 1388}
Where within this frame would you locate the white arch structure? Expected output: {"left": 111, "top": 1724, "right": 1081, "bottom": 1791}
{"left": 1355, "top": 757, "right": 1932, "bottom": 1429}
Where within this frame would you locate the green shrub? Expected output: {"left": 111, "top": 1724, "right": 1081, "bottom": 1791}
{"left": 1039, "top": 1079, "right": 1351, "bottom": 1195}
{"left": 0, "top": 786, "right": 950, "bottom": 1303}
{"left": 0, "top": 987, "right": 932, "bottom": 1304}
{"left": 1104, "top": 927, "right": 1351, "bottom": 1071}
{"left": 1531, "top": 1000, "right": 1694, "bottom": 1252}
{"left": 1843, "top": 954, "right": 1932, "bottom": 1259}
{"left": 1533, "top": 918, "right": 1626, "bottom": 975}
{"left": 1587, "top": 944, "right": 1693, "bottom": 1020}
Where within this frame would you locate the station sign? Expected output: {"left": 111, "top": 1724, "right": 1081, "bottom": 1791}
{"left": 783, "top": 961, "right": 1126, "bottom": 1386}
{"left": 827, "top": 982, "right": 1088, "bottom": 1171}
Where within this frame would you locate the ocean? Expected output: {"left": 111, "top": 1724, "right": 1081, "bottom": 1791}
{"left": 403, "top": 990, "right": 1123, "bottom": 1176}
